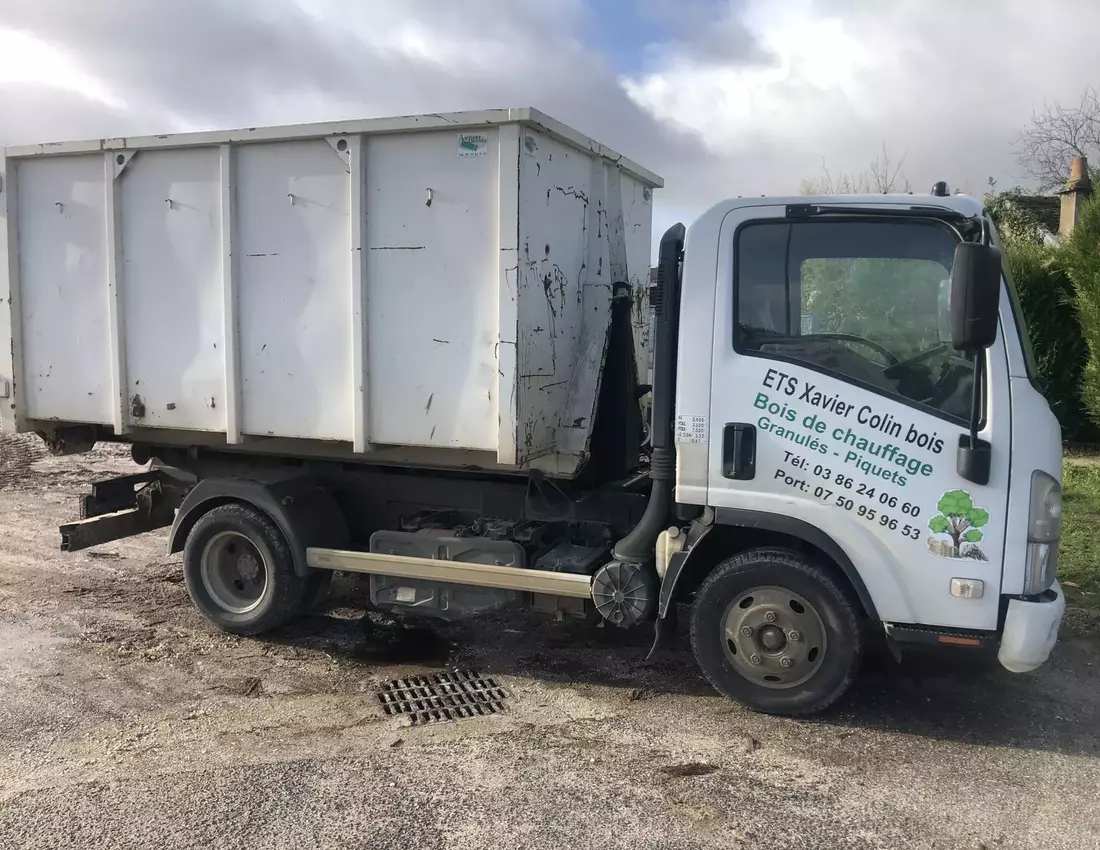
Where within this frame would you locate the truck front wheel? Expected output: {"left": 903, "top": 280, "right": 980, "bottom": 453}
{"left": 183, "top": 503, "right": 309, "bottom": 636}
{"left": 689, "top": 548, "right": 862, "bottom": 716}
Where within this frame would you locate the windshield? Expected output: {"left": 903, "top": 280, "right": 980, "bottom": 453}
{"left": 736, "top": 218, "right": 974, "bottom": 423}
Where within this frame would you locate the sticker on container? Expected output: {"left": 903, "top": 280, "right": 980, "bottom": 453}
{"left": 458, "top": 132, "right": 489, "bottom": 157}
{"left": 675, "top": 414, "right": 708, "bottom": 445}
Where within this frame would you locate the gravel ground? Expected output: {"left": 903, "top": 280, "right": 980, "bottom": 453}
{"left": 1, "top": 433, "right": 1099, "bottom": 850}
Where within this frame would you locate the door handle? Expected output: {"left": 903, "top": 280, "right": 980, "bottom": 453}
{"left": 722, "top": 423, "right": 757, "bottom": 480}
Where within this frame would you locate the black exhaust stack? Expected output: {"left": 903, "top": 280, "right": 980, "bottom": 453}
{"left": 613, "top": 223, "right": 685, "bottom": 564}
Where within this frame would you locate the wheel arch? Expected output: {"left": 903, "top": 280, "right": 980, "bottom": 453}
{"left": 168, "top": 477, "right": 350, "bottom": 577}
{"left": 659, "top": 508, "right": 879, "bottom": 621}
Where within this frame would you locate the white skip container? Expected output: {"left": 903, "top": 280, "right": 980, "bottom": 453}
{"left": 0, "top": 108, "right": 661, "bottom": 477}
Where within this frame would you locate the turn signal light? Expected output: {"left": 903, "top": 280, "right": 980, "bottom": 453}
{"left": 950, "top": 578, "right": 984, "bottom": 599}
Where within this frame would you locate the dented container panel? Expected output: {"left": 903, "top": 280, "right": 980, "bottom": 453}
{"left": 516, "top": 130, "right": 597, "bottom": 464}
{"left": 236, "top": 140, "right": 354, "bottom": 442}
{"left": 365, "top": 130, "right": 500, "bottom": 452}
{"left": 0, "top": 109, "right": 661, "bottom": 477}
{"left": 516, "top": 129, "right": 655, "bottom": 465}
{"left": 17, "top": 154, "right": 112, "bottom": 425}
{"left": 121, "top": 147, "right": 225, "bottom": 432}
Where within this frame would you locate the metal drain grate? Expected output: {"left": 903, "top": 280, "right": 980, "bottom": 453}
{"left": 377, "top": 669, "right": 508, "bottom": 725}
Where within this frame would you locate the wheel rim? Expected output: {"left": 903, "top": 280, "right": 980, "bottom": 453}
{"left": 200, "top": 531, "right": 269, "bottom": 614}
{"left": 720, "top": 585, "right": 827, "bottom": 689}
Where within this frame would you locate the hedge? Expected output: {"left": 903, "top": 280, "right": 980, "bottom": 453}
{"left": 1060, "top": 196, "right": 1100, "bottom": 438}
{"left": 1005, "top": 239, "right": 1093, "bottom": 441}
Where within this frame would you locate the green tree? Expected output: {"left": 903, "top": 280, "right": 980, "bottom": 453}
{"left": 928, "top": 490, "right": 990, "bottom": 557}
{"left": 1061, "top": 196, "right": 1100, "bottom": 430}
{"left": 984, "top": 185, "right": 1094, "bottom": 441}
{"left": 985, "top": 184, "right": 1055, "bottom": 246}
{"left": 1002, "top": 236, "right": 1091, "bottom": 439}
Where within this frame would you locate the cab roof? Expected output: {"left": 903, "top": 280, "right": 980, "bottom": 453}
{"left": 710, "top": 193, "right": 986, "bottom": 218}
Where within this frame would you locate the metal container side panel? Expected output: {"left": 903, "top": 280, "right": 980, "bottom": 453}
{"left": 621, "top": 173, "right": 654, "bottom": 385}
{"left": 495, "top": 124, "right": 522, "bottom": 467}
{"left": 537, "top": 164, "right": 652, "bottom": 464}
{"left": 559, "top": 164, "right": 653, "bottom": 460}
{"left": 121, "top": 148, "right": 225, "bottom": 431}
{"left": 365, "top": 129, "right": 500, "bottom": 452}
{"left": 556, "top": 157, "right": 614, "bottom": 460}
{"left": 518, "top": 133, "right": 651, "bottom": 465}
{"left": 235, "top": 140, "right": 353, "bottom": 441}
{"left": 0, "top": 154, "right": 18, "bottom": 433}
{"left": 16, "top": 154, "right": 112, "bottom": 425}
{"left": 515, "top": 130, "right": 599, "bottom": 469}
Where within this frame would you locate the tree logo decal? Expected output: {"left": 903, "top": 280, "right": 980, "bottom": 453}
{"left": 926, "top": 490, "right": 990, "bottom": 561}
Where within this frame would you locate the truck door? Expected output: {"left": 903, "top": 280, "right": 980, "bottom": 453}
{"left": 706, "top": 206, "right": 1010, "bottom": 631}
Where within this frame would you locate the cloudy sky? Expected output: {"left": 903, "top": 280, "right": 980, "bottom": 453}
{"left": 1, "top": 0, "right": 1097, "bottom": 240}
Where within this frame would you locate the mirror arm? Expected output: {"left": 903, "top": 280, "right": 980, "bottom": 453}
{"left": 968, "top": 350, "right": 983, "bottom": 442}
{"left": 957, "top": 348, "right": 991, "bottom": 486}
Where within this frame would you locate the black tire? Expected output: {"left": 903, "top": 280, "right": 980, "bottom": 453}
{"left": 183, "top": 503, "right": 309, "bottom": 636}
{"left": 689, "top": 547, "right": 862, "bottom": 716}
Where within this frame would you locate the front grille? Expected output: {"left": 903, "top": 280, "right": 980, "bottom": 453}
{"left": 376, "top": 669, "right": 508, "bottom": 725}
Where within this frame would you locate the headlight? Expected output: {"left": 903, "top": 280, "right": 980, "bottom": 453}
{"left": 1024, "top": 470, "right": 1062, "bottom": 595}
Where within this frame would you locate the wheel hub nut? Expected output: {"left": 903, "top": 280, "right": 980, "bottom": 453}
{"left": 238, "top": 554, "right": 260, "bottom": 582}
{"left": 764, "top": 611, "right": 777, "bottom": 623}
{"left": 750, "top": 654, "right": 762, "bottom": 664}
{"left": 780, "top": 656, "right": 794, "bottom": 668}
{"left": 789, "top": 630, "right": 802, "bottom": 641}
{"left": 740, "top": 626, "right": 753, "bottom": 636}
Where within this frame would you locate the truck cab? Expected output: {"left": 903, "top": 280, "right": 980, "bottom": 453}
{"left": 652, "top": 195, "right": 1064, "bottom": 713}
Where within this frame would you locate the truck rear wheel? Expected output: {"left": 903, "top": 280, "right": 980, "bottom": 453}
{"left": 689, "top": 548, "right": 862, "bottom": 716}
{"left": 183, "top": 503, "right": 309, "bottom": 636}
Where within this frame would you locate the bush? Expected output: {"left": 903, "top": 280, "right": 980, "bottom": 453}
{"left": 1062, "top": 197, "right": 1100, "bottom": 435}
{"left": 1005, "top": 239, "right": 1093, "bottom": 441}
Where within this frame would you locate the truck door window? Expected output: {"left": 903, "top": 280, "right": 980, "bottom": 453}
{"left": 735, "top": 219, "right": 973, "bottom": 423}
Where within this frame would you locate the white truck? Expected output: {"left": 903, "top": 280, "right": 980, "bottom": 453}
{"left": 0, "top": 108, "right": 1065, "bottom": 715}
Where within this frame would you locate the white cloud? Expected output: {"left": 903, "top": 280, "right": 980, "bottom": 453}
{"left": 634, "top": 0, "right": 866, "bottom": 125}
{"left": 0, "top": 27, "right": 125, "bottom": 109}
{"left": 624, "top": 0, "right": 1100, "bottom": 198}
{"left": 0, "top": 0, "right": 1098, "bottom": 241}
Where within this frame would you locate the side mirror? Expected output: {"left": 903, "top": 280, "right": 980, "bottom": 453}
{"left": 950, "top": 243, "right": 1002, "bottom": 352}
{"left": 951, "top": 242, "right": 1001, "bottom": 487}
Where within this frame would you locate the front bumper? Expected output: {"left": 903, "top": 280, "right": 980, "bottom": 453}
{"left": 997, "top": 581, "right": 1065, "bottom": 673}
